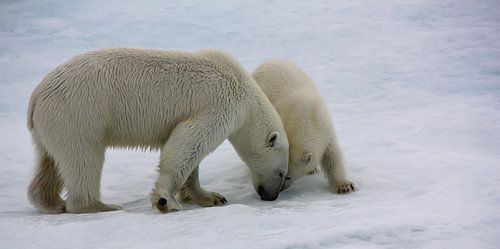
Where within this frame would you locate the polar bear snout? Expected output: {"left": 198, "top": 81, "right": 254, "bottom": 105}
{"left": 280, "top": 177, "right": 293, "bottom": 192}
{"left": 257, "top": 185, "right": 278, "bottom": 201}
{"left": 257, "top": 171, "right": 285, "bottom": 201}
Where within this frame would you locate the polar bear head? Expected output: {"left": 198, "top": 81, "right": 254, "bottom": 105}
{"left": 281, "top": 150, "right": 321, "bottom": 191}
{"left": 229, "top": 100, "right": 289, "bottom": 201}
{"left": 279, "top": 108, "right": 326, "bottom": 191}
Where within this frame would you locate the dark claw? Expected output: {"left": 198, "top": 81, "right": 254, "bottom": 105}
{"left": 222, "top": 198, "right": 227, "bottom": 204}
{"left": 158, "top": 198, "right": 167, "bottom": 206}
{"left": 157, "top": 198, "right": 168, "bottom": 212}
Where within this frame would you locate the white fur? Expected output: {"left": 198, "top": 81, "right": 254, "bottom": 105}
{"left": 27, "top": 48, "right": 288, "bottom": 214}
{"left": 252, "top": 59, "right": 356, "bottom": 194}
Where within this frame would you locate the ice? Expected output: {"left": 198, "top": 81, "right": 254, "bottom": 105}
{"left": 1, "top": 0, "right": 499, "bottom": 248}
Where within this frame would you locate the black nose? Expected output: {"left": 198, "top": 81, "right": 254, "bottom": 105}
{"left": 257, "top": 185, "right": 278, "bottom": 201}
{"left": 261, "top": 194, "right": 278, "bottom": 201}
{"left": 257, "top": 185, "right": 264, "bottom": 196}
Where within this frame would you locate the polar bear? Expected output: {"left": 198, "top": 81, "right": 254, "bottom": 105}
{"left": 27, "top": 48, "right": 289, "bottom": 214}
{"left": 252, "top": 59, "right": 356, "bottom": 194}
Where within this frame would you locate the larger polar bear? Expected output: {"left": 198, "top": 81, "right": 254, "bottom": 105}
{"left": 27, "top": 48, "right": 289, "bottom": 214}
{"left": 252, "top": 59, "right": 356, "bottom": 194}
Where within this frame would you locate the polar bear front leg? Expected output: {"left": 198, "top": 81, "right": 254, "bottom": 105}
{"left": 179, "top": 167, "right": 227, "bottom": 207}
{"left": 321, "top": 139, "right": 357, "bottom": 194}
{"left": 150, "top": 119, "right": 229, "bottom": 213}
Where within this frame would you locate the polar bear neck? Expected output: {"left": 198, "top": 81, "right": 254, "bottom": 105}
{"left": 228, "top": 95, "right": 277, "bottom": 149}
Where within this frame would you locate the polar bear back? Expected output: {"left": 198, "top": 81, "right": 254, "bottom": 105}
{"left": 29, "top": 48, "right": 251, "bottom": 149}
{"left": 251, "top": 59, "right": 321, "bottom": 104}
{"left": 252, "top": 59, "right": 331, "bottom": 134}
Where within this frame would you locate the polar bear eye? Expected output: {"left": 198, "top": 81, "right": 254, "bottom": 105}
{"left": 301, "top": 152, "right": 313, "bottom": 164}
{"left": 267, "top": 131, "right": 279, "bottom": 148}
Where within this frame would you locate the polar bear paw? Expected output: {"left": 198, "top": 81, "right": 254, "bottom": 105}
{"left": 48, "top": 200, "right": 67, "bottom": 214}
{"left": 32, "top": 198, "right": 67, "bottom": 214}
{"left": 180, "top": 189, "right": 227, "bottom": 207}
{"left": 67, "top": 201, "right": 121, "bottom": 213}
{"left": 150, "top": 192, "right": 182, "bottom": 213}
{"left": 333, "top": 179, "right": 357, "bottom": 194}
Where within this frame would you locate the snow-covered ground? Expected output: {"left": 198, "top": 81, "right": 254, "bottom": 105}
{"left": 1, "top": 0, "right": 499, "bottom": 248}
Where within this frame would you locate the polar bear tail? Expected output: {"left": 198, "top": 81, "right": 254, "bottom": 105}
{"left": 27, "top": 92, "right": 36, "bottom": 130}
{"left": 27, "top": 146, "right": 66, "bottom": 213}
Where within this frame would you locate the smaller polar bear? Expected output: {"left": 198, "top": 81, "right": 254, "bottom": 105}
{"left": 27, "top": 48, "right": 289, "bottom": 214}
{"left": 252, "top": 59, "right": 356, "bottom": 194}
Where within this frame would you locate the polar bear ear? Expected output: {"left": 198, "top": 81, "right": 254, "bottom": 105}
{"left": 301, "top": 152, "right": 313, "bottom": 165}
{"left": 267, "top": 131, "right": 279, "bottom": 148}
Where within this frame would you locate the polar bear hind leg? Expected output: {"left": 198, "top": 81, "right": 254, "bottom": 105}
{"left": 55, "top": 143, "right": 121, "bottom": 213}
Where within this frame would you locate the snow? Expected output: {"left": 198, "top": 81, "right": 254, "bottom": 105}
{"left": 1, "top": 0, "right": 500, "bottom": 248}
